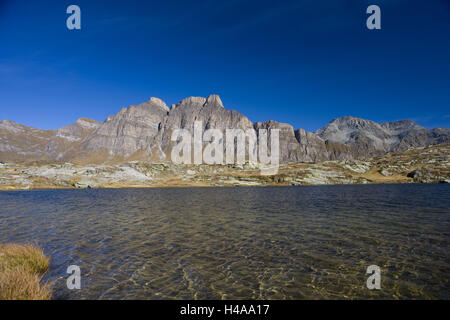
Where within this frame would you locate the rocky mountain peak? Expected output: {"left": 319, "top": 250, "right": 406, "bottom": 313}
{"left": 206, "top": 94, "right": 223, "bottom": 107}
{"left": 74, "top": 118, "right": 101, "bottom": 129}
{"left": 0, "top": 120, "right": 25, "bottom": 133}
{"left": 105, "top": 115, "right": 115, "bottom": 122}
{"left": 315, "top": 116, "right": 448, "bottom": 155}
{"left": 56, "top": 118, "right": 101, "bottom": 142}
{"left": 1, "top": 96, "right": 449, "bottom": 164}
{"left": 315, "top": 116, "right": 383, "bottom": 146}
{"left": 172, "top": 95, "right": 223, "bottom": 110}
{"left": 174, "top": 96, "right": 207, "bottom": 109}
{"left": 380, "top": 119, "right": 425, "bottom": 133}
{"left": 326, "top": 116, "right": 378, "bottom": 129}
{"left": 148, "top": 97, "right": 169, "bottom": 111}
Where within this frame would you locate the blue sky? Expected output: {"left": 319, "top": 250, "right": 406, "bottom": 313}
{"left": 0, "top": 0, "right": 449, "bottom": 132}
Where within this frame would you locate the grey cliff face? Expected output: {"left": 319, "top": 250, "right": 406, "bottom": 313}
{"left": 294, "top": 128, "right": 329, "bottom": 163}
{"left": 80, "top": 98, "right": 170, "bottom": 157}
{"left": 159, "top": 95, "right": 254, "bottom": 162}
{"left": 253, "top": 120, "right": 303, "bottom": 163}
{"left": 315, "top": 116, "right": 450, "bottom": 157}
{"left": 315, "top": 116, "right": 392, "bottom": 155}
{"left": 0, "top": 120, "right": 56, "bottom": 161}
{"left": 57, "top": 118, "right": 102, "bottom": 142}
{"left": 1, "top": 96, "right": 449, "bottom": 164}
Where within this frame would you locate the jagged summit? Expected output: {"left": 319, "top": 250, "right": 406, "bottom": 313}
{"left": 328, "top": 116, "right": 365, "bottom": 122}
{"left": 320, "top": 116, "right": 424, "bottom": 132}
{"left": 315, "top": 116, "right": 446, "bottom": 155}
{"left": 74, "top": 118, "right": 101, "bottom": 128}
{"left": 320, "top": 116, "right": 378, "bottom": 128}
{"left": 0, "top": 96, "right": 449, "bottom": 164}
{"left": 56, "top": 118, "right": 101, "bottom": 142}
{"left": 174, "top": 96, "right": 207, "bottom": 108}
{"left": 0, "top": 120, "right": 23, "bottom": 132}
{"left": 148, "top": 97, "right": 169, "bottom": 111}
{"left": 380, "top": 119, "right": 425, "bottom": 132}
{"left": 172, "top": 94, "right": 223, "bottom": 110}
{"left": 206, "top": 94, "right": 223, "bottom": 107}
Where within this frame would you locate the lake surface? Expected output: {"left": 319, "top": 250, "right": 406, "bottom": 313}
{"left": 0, "top": 184, "right": 449, "bottom": 299}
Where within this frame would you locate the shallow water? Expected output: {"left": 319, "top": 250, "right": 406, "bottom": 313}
{"left": 0, "top": 184, "right": 449, "bottom": 299}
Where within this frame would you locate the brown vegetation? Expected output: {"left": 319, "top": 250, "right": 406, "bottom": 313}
{"left": 0, "top": 244, "right": 51, "bottom": 300}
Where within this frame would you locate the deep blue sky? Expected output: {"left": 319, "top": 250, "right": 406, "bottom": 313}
{"left": 0, "top": 0, "right": 449, "bottom": 131}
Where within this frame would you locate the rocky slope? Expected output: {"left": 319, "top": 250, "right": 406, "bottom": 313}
{"left": 316, "top": 116, "right": 450, "bottom": 157}
{"left": 0, "top": 120, "right": 54, "bottom": 162}
{"left": 1, "top": 95, "right": 449, "bottom": 164}
{"left": 1, "top": 143, "right": 448, "bottom": 190}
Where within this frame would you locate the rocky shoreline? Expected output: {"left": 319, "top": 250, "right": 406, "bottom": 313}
{"left": 0, "top": 143, "right": 448, "bottom": 191}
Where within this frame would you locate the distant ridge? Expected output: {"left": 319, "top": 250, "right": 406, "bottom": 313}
{"left": 1, "top": 95, "right": 449, "bottom": 164}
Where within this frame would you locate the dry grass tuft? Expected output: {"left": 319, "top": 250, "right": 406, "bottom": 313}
{"left": 0, "top": 243, "right": 51, "bottom": 300}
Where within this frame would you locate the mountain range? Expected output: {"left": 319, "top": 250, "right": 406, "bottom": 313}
{"left": 1, "top": 94, "right": 449, "bottom": 164}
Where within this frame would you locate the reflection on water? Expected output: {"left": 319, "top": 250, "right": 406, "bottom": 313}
{"left": 0, "top": 184, "right": 448, "bottom": 299}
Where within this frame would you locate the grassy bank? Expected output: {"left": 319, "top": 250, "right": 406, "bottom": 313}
{"left": 0, "top": 244, "right": 51, "bottom": 300}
